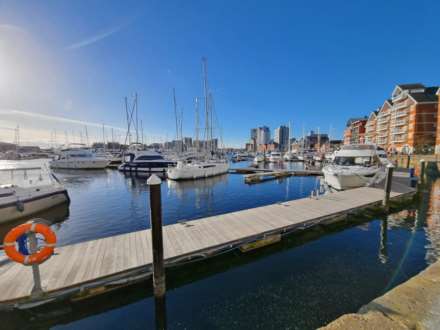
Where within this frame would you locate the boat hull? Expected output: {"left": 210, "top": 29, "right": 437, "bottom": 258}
{"left": 118, "top": 161, "right": 175, "bottom": 173}
{"left": 323, "top": 170, "right": 376, "bottom": 190}
{"left": 167, "top": 163, "right": 229, "bottom": 180}
{"left": 0, "top": 189, "right": 69, "bottom": 223}
{"left": 50, "top": 160, "right": 109, "bottom": 169}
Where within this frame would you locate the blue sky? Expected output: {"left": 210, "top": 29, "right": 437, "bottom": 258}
{"left": 0, "top": 0, "right": 439, "bottom": 147}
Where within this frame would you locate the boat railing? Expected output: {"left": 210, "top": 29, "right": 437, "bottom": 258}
{"left": 0, "top": 166, "right": 54, "bottom": 187}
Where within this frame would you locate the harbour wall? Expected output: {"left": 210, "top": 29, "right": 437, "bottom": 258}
{"left": 319, "top": 260, "right": 440, "bottom": 330}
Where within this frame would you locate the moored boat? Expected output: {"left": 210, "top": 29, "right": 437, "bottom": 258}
{"left": 322, "top": 144, "right": 384, "bottom": 190}
{"left": 0, "top": 166, "right": 69, "bottom": 223}
{"left": 118, "top": 149, "right": 176, "bottom": 173}
{"left": 167, "top": 159, "right": 229, "bottom": 180}
{"left": 269, "top": 152, "right": 282, "bottom": 162}
{"left": 50, "top": 144, "right": 109, "bottom": 169}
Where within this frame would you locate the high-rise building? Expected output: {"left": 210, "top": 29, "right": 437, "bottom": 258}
{"left": 250, "top": 128, "right": 258, "bottom": 140}
{"left": 256, "top": 126, "right": 270, "bottom": 145}
{"left": 274, "top": 125, "right": 289, "bottom": 151}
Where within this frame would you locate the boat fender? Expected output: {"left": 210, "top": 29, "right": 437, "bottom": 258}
{"left": 16, "top": 200, "right": 24, "bottom": 212}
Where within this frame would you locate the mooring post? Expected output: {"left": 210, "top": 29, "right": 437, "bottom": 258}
{"left": 419, "top": 159, "right": 426, "bottom": 184}
{"left": 382, "top": 164, "right": 394, "bottom": 212}
{"left": 147, "top": 174, "right": 167, "bottom": 329}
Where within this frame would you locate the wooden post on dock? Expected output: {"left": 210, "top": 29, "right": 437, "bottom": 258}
{"left": 382, "top": 164, "right": 394, "bottom": 212}
{"left": 147, "top": 174, "right": 167, "bottom": 330}
{"left": 419, "top": 159, "right": 426, "bottom": 184}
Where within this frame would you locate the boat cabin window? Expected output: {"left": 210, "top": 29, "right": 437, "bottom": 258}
{"left": 135, "top": 155, "right": 164, "bottom": 161}
{"left": 334, "top": 156, "right": 374, "bottom": 166}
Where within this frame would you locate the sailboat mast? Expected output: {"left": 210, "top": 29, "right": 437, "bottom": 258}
{"left": 195, "top": 97, "right": 200, "bottom": 152}
{"left": 317, "top": 127, "right": 320, "bottom": 152}
{"left": 172, "top": 88, "right": 180, "bottom": 153}
{"left": 140, "top": 120, "right": 144, "bottom": 145}
{"left": 202, "top": 57, "right": 210, "bottom": 155}
{"left": 288, "top": 121, "right": 292, "bottom": 153}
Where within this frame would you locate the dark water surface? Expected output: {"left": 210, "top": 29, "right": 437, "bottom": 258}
{"left": 1, "top": 160, "right": 439, "bottom": 329}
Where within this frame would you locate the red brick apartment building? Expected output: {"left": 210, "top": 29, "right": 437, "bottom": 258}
{"left": 343, "top": 118, "right": 367, "bottom": 145}
{"left": 344, "top": 83, "right": 439, "bottom": 154}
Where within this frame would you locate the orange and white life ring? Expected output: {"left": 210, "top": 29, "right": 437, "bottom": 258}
{"left": 3, "top": 223, "right": 56, "bottom": 265}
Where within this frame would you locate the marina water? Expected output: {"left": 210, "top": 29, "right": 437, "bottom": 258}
{"left": 1, "top": 160, "right": 439, "bottom": 329}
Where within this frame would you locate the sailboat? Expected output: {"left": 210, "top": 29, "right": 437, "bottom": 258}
{"left": 167, "top": 58, "right": 229, "bottom": 180}
{"left": 283, "top": 121, "right": 296, "bottom": 161}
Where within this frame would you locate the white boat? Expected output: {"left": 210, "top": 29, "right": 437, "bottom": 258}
{"left": 167, "top": 58, "right": 229, "bottom": 180}
{"left": 313, "top": 153, "right": 324, "bottom": 162}
{"left": 322, "top": 144, "right": 384, "bottom": 190}
{"left": 167, "top": 160, "right": 229, "bottom": 180}
{"left": 254, "top": 153, "right": 265, "bottom": 163}
{"left": 0, "top": 166, "right": 69, "bottom": 223}
{"left": 283, "top": 152, "right": 297, "bottom": 161}
{"left": 118, "top": 149, "right": 175, "bottom": 173}
{"left": 376, "top": 147, "right": 391, "bottom": 166}
{"left": 50, "top": 144, "right": 109, "bottom": 169}
{"left": 269, "top": 152, "right": 283, "bottom": 162}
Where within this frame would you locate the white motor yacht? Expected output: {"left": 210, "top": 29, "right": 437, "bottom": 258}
{"left": 376, "top": 147, "right": 392, "bottom": 166}
{"left": 50, "top": 144, "right": 109, "bottom": 169}
{"left": 283, "top": 151, "right": 297, "bottom": 162}
{"left": 322, "top": 144, "right": 384, "bottom": 190}
{"left": 167, "top": 159, "right": 229, "bottom": 180}
{"left": 269, "top": 152, "right": 283, "bottom": 163}
{"left": 254, "top": 153, "right": 265, "bottom": 163}
{"left": 0, "top": 166, "right": 69, "bottom": 223}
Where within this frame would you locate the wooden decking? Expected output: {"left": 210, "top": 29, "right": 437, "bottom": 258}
{"left": 0, "top": 186, "right": 414, "bottom": 310}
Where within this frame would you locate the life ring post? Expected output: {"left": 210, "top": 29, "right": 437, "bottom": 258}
{"left": 28, "top": 230, "right": 43, "bottom": 296}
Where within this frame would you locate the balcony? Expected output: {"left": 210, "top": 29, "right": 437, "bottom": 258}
{"left": 391, "top": 119, "right": 407, "bottom": 127}
{"left": 377, "top": 132, "right": 388, "bottom": 138}
{"left": 393, "top": 109, "right": 408, "bottom": 118}
{"left": 392, "top": 101, "right": 409, "bottom": 110}
{"left": 377, "top": 125, "right": 388, "bottom": 132}
{"left": 377, "top": 138, "right": 387, "bottom": 145}
{"left": 391, "top": 134, "right": 407, "bottom": 143}
{"left": 392, "top": 127, "right": 407, "bottom": 134}
{"left": 377, "top": 116, "right": 389, "bottom": 124}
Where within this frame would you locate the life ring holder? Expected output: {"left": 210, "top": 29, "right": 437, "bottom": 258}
{"left": 3, "top": 220, "right": 56, "bottom": 265}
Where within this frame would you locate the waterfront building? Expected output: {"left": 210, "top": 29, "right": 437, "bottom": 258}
{"left": 250, "top": 128, "right": 258, "bottom": 141}
{"left": 437, "top": 88, "right": 440, "bottom": 153}
{"left": 274, "top": 125, "right": 289, "bottom": 151}
{"left": 304, "top": 131, "right": 329, "bottom": 150}
{"left": 375, "top": 100, "right": 392, "bottom": 149}
{"left": 365, "top": 110, "right": 378, "bottom": 144}
{"left": 388, "top": 84, "right": 438, "bottom": 153}
{"left": 257, "top": 141, "right": 279, "bottom": 152}
{"left": 344, "top": 83, "right": 439, "bottom": 153}
{"left": 343, "top": 118, "right": 367, "bottom": 145}
{"left": 256, "top": 126, "right": 270, "bottom": 145}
